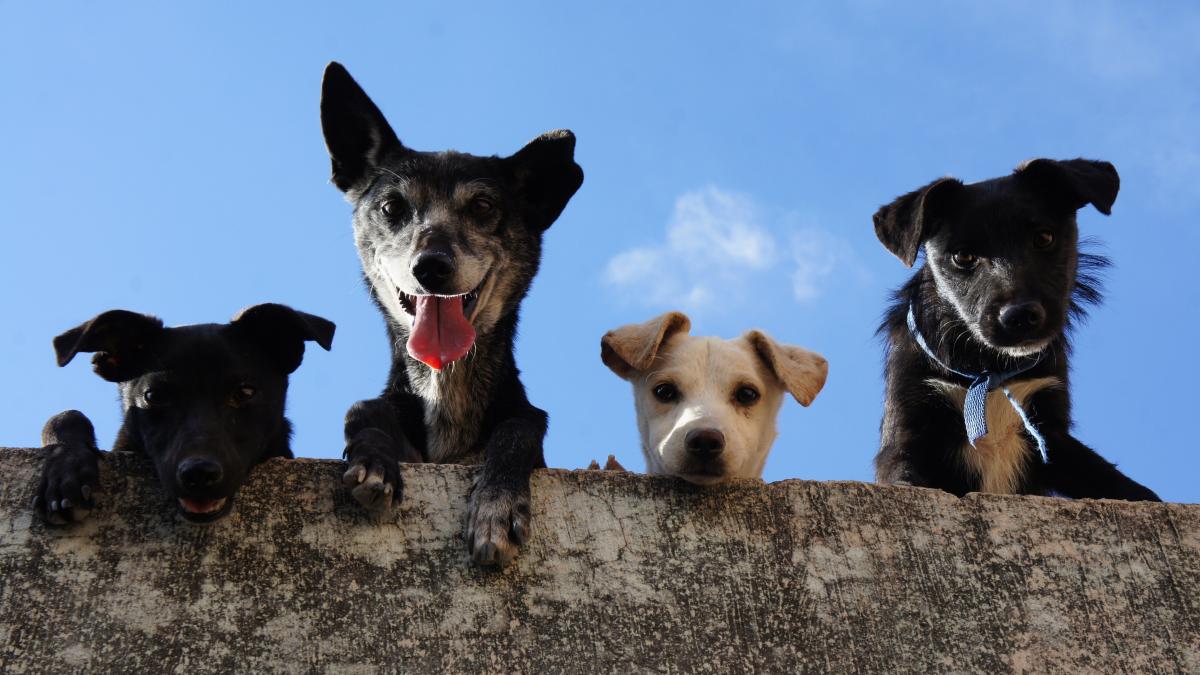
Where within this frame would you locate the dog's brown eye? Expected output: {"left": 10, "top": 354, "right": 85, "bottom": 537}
{"left": 231, "top": 384, "right": 257, "bottom": 406}
{"left": 1034, "top": 230, "right": 1055, "bottom": 250}
{"left": 652, "top": 382, "right": 679, "bottom": 403}
{"left": 734, "top": 386, "right": 760, "bottom": 406}
{"left": 380, "top": 199, "right": 403, "bottom": 218}
{"left": 143, "top": 388, "right": 168, "bottom": 407}
{"left": 951, "top": 252, "right": 979, "bottom": 270}
{"left": 470, "top": 197, "right": 494, "bottom": 216}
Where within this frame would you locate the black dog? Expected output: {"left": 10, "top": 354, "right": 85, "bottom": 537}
{"left": 320, "top": 63, "right": 583, "bottom": 565}
{"left": 873, "top": 158, "right": 1158, "bottom": 501}
{"left": 35, "top": 304, "right": 335, "bottom": 524}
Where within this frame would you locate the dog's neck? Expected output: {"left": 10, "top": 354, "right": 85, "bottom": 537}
{"left": 387, "top": 319, "right": 516, "bottom": 464}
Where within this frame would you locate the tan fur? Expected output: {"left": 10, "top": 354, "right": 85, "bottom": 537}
{"left": 601, "top": 312, "right": 691, "bottom": 378}
{"left": 744, "top": 330, "right": 828, "bottom": 406}
{"left": 928, "top": 376, "right": 1061, "bottom": 494}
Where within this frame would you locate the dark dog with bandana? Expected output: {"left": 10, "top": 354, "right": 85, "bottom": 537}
{"left": 873, "top": 158, "right": 1158, "bottom": 500}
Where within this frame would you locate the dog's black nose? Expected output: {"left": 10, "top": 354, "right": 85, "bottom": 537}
{"left": 178, "top": 458, "right": 223, "bottom": 488}
{"left": 685, "top": 428, "right": 725, "bottom": 459}
{"left": 999, "top": 302, "right": 1046, "bottom": 335}
{"left": 412, "top": 251, "right": 455, "bottom": 292}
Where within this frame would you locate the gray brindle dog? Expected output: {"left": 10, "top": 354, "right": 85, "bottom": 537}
{"left": 320, "top": 62, "right": 584, "bottom": 565}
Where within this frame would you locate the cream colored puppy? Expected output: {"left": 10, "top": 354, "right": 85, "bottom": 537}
{"left": 601, "top": 312, "right": 828, "bottom": 484}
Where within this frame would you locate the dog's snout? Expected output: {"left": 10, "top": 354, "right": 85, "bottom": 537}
{"left": 685, "top": 428, "right": 725, "bottom": 459}
{"left": 177, "top": 458, "right": 223, "bottom": 489}
{"left": 412, "top": 250, "right": 455, "bottom": 291}
{"left": 998, "top": 301, "right": 1046, "bottom": 336}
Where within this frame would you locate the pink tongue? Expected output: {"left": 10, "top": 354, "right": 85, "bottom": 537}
{"left": 407, "top": 295, "right": 477, "bottom": 370}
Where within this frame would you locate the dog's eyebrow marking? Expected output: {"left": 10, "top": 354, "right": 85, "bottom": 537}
{"left": 453, "top": 180, "right": 501, "bottom": 201}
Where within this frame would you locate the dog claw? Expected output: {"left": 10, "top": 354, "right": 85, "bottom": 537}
{"left": 474, "top": 542, "right": 498, "bottom": 564}
{"left": 342, "top": 464, "right": 367, "bottom": 487}
{"left": 342, "top": 428, "right": 404, "bottom": 513}
{"left": 511, "top": 520, "right": 529, "bottom": 546}
{"left": 350, "top": 470, "right": 394, "bottom": 512}
{"left": 466, "top": 486, "right": 531, "bottom": 567}
{"left": 35, "top": 437, "right": 102, "bottom": 526}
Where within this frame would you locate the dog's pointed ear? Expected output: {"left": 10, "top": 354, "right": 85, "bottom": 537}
{"left": 320, "top": 62, "right": 406, "bottom": 194}
{"left": 53, "top": 310, "right": 165, "bottom": 382}
{"left": 873, "top": 177, "right": 963, "bottom": 267}
{"left": 601, "top": 311, "right": 691, "bottom": 380}
{"left": 230, "top": 304, "right": 336, "bottom": 374}
{"left": 507, "top": 129, "right": 584, "bottom": 231}
{"left": 1015, "top": 158, "right": 1119, "bottom": 216}
{"left": 744, "top": 330, "right": 828, "bottom": 406}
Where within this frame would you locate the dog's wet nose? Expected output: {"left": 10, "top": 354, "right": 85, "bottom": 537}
{"left": 412, "top": 251, "right": 455, "bottom": 292}
{"left": 178, "top": 458, "right": 223, "bottom": 489}
{"left": 999, "top": 301, "right": 1046, "bottom": 336}
{"left": 685, "top": 428, "right": 725, "bottom": 459}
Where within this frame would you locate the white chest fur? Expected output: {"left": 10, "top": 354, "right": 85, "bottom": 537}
{"left": 927, "top": 377, "right": 1061, "bottom": 494}
{"left": 416, "top": 367, "right": 486, "bottom": 465}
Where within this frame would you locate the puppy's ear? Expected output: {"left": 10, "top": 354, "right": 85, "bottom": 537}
{"left": 230, "top": 304, "right": 336, "bottom": 374}
{"left": 1015, "top": 158, "right": 1119, "bottom": 216}
{"left": 744, "top": 330, "right": 828, "bottom": 407}
{"left": 507, "top": 129, "right": 584, "bottom": 231}
{"left": 53, "top": 310, "right": 165, "bottom": 382}
{"left": 600, "top": 312, "right": 691, "bottom": 380}
{"left": 873, "top": 177, "right": 963, "bottom": 267}
{"left": 320, "top": 62, "right": 406, "bottom": 194}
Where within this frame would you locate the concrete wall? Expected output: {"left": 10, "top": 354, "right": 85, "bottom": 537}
{"left": 0, "top": 447, "right": 1196, "bottom": 673}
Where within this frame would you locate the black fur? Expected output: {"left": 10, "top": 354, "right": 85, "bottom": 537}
{"left": 320, "top": 62, "right": 583, "bottom": 565}
{"left": 34, "top": 304, "right": 334, "bottom": 524}
{"left": 873, "top": 158, "right": 1159, "bottom": 501}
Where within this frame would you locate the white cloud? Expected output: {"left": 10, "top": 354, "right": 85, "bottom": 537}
{"left": 790, "top": 229, "right": 840, "bottom": 303}
{"left": 604, "top": 186, "right": 862, "bottom": 312}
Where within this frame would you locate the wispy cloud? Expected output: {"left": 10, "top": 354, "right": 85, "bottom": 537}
{"left": 791, "top": 228, "right": 841, "bottom": 303}
{"left": 604, "top": 186, "right": 863, "bottom": 312}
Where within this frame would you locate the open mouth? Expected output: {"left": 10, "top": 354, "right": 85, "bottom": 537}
{"left": 176, "top": 496, "right": 232, "bottom": 523}
{"left": 397, "top": 275, "right": 489, "bottom": 371}
{"left": 398, "top": 286, "right": 482, "bottom": 319}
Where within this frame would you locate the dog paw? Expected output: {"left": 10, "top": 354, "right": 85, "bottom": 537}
{"left": 466, "top": 484, "right": 531, "bottom": 567}
{"left": 35, "top": 443, "right": 101, "bottom": 525}
{"left": 342, "top": 429, "right": 402, "bottom": 513}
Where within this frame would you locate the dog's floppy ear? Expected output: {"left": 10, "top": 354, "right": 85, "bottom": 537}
{"left": 600, "top": 311, "right": 691, "bottom": 380}
{"left": 53, "top": 310, "right": 165, "bottom": 382}
{"left": 873, "top": 177, "right": 963, "bottom": 267}
{"left": 320, "top": 62, "right": 406, "bottom": 194}
{"left": 1015, "top": 158, "right": 1120, "bottom": 216}
{"left": 507, "top": 129, "right": 585, "bottom": 231}
{"left": 230, "top": 303, "right": 336, "bottom": 374}
{"left": 744, "top": 330, "right": 828, "bottom": 407}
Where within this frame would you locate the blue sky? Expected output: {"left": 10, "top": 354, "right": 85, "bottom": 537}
{"left": 1, "top": 2, "right": 1196, "bottom": 503}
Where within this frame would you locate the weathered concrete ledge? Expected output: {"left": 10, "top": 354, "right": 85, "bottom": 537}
{"left": 0, "top": 448, "right": 1196, "bottom": 673}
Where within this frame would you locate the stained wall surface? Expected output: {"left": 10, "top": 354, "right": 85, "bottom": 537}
{"left": 0, "top": 448, "right": 1196, "bottom": 673}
